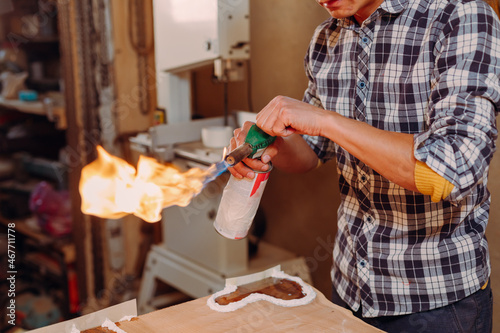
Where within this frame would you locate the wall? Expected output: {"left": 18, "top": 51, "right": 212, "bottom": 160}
{"left": 249, "top": 1, "right": 335, "bottom": 297}
{"left": 111, "top": 0, "right": 155, "bottom": 135}
{"left": 483, "top": 3, "right": 500, "bottom": 332}
{"left": 486, "top": 152, "right": 500, "bottom": 331}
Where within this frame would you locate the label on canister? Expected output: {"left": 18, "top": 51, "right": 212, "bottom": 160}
{"left": 214, "top": 165, "right": 272, "bottom": 240}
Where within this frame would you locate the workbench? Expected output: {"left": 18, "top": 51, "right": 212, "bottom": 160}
{"left": 88, "top": 287, "right": 384, "bottom": 332}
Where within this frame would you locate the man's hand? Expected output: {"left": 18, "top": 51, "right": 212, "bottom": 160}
{"left": 227, "top": 96, "right": 326, "bottom": 180}
{"left": 256, "top": 96, "right": 329, "bottom": 137}
{"left": 228, "top": 121, "right": 283, "bottom": 179}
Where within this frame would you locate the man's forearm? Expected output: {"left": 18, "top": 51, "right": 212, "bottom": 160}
{"left": 322, "top": 112, "right": 419, "bottom": 192}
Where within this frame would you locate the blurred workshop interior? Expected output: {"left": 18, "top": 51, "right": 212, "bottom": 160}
{"left": 0, "top": 0, "right": 500, "bottom": 332}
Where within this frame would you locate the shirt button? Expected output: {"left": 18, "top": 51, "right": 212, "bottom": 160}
{"left": 366, "top": 215, "right": 373, "bottom": 223}
{"left": 360, "top": 175, "right": 367, "bottom": 182}
{"left": 358, "top": 81, "right": 366, "bottom": 89}
{"left": 361, "top": 36, "right": 369, "bottom": 44}
{"left": 359, "top": 260, "right": 367, "bottom": 268}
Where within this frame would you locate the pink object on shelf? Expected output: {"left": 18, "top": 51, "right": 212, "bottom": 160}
{"left": 29, "top": 181, "right": 72, "bottom": 237}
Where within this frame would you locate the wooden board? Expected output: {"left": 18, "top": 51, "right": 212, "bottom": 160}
{"left": 95, "top": 288, "right": 384, "bottom": 332}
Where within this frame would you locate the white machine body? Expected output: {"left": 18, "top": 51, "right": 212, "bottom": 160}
{"left": 153, "top": 0, "right": 249, "bottom": 71}
{"left": 152, "top": 0, "right": 250, "bottom": 123}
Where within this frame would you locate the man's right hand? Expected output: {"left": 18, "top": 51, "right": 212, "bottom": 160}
{"left": 227, "top": 121, "right": 282, "bottom": 179}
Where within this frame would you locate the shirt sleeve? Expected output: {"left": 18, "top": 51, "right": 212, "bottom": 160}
{"left": 301, "top": 27, "right": 337, "bottom": 163}
{"left": 413, "top": 0, "right": 500, "bottom": 203}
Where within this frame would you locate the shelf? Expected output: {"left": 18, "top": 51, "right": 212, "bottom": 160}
{"left": 0, "top": 94, "right": 66, "bottom": 129}
{"left": 0, "top": 214, "right": 75, "bottom": 263}
{"left": 0, "top": 213, "right": 77, "bottom": 321}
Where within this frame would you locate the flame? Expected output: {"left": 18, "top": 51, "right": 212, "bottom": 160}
{"left": 79, "top": 146, "right": 208, "bottom": 222}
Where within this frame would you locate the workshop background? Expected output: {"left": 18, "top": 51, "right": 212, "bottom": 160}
{"left": 0, "top": 0, "right": 499, "bottom": 331}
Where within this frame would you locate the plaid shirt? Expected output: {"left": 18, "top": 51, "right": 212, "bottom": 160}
{"left": 302, "top": 0, "right": 500, "bottom": 317}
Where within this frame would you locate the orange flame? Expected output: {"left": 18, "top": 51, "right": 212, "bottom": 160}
{"left": 79, "top": 146, "right": 208, "bottom": 222}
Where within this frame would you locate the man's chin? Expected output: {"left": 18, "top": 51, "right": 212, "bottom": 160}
{"left": 326, "top": 8, "right": 355, "bottom": 19}
{"left": 329, "top": 12, "right": 351, "bottom": 19}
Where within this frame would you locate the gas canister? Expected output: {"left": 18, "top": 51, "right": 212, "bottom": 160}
{"left": 214, "top": 125, "right": 275, "bottom": 240}
{"left": 214, "top": 163, "right": 272, "bottom": 240}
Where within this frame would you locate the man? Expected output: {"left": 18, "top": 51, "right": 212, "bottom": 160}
{"left": 229, "top": 0, "right": 500, "bottom": 331}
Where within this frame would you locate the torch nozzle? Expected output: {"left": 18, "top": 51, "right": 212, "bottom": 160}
{"left": 224, "top": 142, "right": 253, "bottom": 166}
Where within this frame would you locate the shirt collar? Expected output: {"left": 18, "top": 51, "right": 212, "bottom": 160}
{"left": 380, "top": 0, "right": 408, "bottom": 15}
{"left": 334, "top": 0, "right": 409, "bottom": 29}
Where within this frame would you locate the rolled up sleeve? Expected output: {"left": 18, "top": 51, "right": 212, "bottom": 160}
{"left": 414, "top": 1, "right": 500, "bottom": 203}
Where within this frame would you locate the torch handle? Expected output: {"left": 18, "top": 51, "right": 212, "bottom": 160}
{"left": 224, "top": 125, "right": 276, "bottom": 166}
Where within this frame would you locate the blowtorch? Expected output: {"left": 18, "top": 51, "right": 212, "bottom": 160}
{"left": 203, "top": 124, "right": 276, "bottom": 184}
{"left": 225, "top": 124, "right": 276, "bottom": 166}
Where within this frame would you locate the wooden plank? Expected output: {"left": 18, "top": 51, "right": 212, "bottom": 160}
{"left": 87, "top": 288, "right": 384, "bottom": 332}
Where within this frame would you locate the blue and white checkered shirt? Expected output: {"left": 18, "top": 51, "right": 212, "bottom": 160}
{"left": 302, "top": 0, "right": 500, "bottom": 317}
